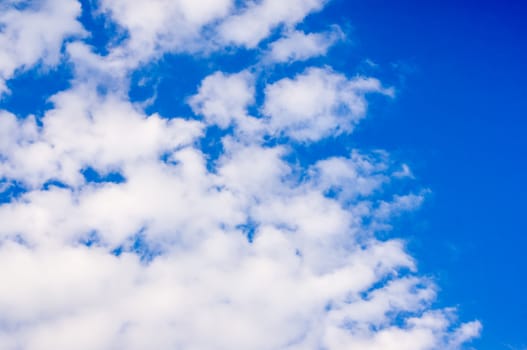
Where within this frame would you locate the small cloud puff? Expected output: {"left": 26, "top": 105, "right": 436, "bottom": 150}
{"left": 265, "top": 26, "right": 344, "bottom": 63}
{"left": 263, "top": 67, "right": 394, "bottom": 141}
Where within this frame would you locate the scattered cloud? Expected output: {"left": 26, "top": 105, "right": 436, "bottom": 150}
{"left": 189, "top": 70, "right": 255, "bottom": 129}
{"left": 263, "top": 67, "right": 394, "bottom": 141}
{"left": 265, "top": 26, "right": 344, "bottom": 63}
{"left": 218, "top": 0, "right": 326, "bottom": 48}
{"left": 0, "top": 0, "right": 85, "bottom": 94}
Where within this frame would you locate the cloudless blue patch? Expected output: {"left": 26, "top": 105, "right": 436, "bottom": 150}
{"left": 204, "top": 48, "right": 259, "bottom": 75}
{"left": 41, "top": 180, "right": 70, "bottom": 191}
{"left": 198, "top": 125, "right": 232, "bottom": 172}
{"left": 111, "top": 245, "right": 123, "bottom": 257}
{"left": 78, "top": 0, "right": 129, "bottom": 56}
{"left": 0, "top": 64, "right": 72, "bottom": 119}
{"left": 260, "top": 59, "right": 314, "bottom": 83}
{"left": 0, "top": 180, "right": 27, "bottom": 205}
{"left": 237, "top": 219, "right": 258, "bottom": 243}
{"left": 135, "top": 54, "right": 210, "bottom": 118}
{"left": 81, "top": 167, "right": 126, "bottom": 184}
{"left": 129, "top": 68, "right": 158, "bottom": 104}
{"left": 322, "top": 187, "right": 340, "bottom": 200}
{"left": 279, "top": 135, "right": 352, "bottom": 168}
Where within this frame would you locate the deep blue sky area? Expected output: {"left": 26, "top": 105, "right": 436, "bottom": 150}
{"left": 319, "top": 1, "right": 526, "bottom": 349}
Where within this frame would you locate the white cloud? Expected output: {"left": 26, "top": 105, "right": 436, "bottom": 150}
{"left": 309, "top": 150, "right": 390, "bottom": 201}
{"left": 0, "top": 0, "right": 85, "bottom": 94}
{"left": 266, "top": 26, "right": 344, "bottom": 63}
{"left": 89, "top": 0, "right": 326, "bottom": 75}
{"left": 0, "top": 1, "right": 481, "bottom": 349}
{"left": 218, "top": 0, "right": 326, "bottom": 48}
{"left": 98, "top": 0, "right": 233, "bottom": 57}
{"left": 263, "top": 67, "right": 394, "bottom": 141}
{"left": 61, "top": 0, "right": 330, "bottom": 92}
{"left": 189, "top": 70, "right": 256, "bottom": 129}
{"left": 0, "top": 106, "right": 480, "bottom": 348}
{"left": 0, "top": 85, "right": 203, "bottom": 188}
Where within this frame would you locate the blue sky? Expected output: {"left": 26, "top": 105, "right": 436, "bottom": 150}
{"left": 0, "top": 0, "right": 524, "bottom": 349}
{"left": 329, "top": 1, "right": 527, "bottom": 348}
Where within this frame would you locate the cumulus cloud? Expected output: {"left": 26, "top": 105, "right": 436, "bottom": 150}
{"left": 262, "top": 67, "right": 394, "bottom": 141}
{"left": 189, "top": 70, "right": 255, "bottom": 129}
{"left": 0, "top": 86, "right": 203, "bottom": 188}
{"left": 0, "top": 0, "right": 85, "bottom": 94}
{"left": 0, "top": 1, "right": 481, "bottom": 349}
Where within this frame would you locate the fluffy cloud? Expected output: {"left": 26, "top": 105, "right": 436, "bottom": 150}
{"left": 309, "top": 150, "right": 391, "bottom": 201}
{"left": 263, "top": 67, "right": 394, "bottom": 141}
{"left": 0, "top": 0, "right": 85, "bottom": 94}
{"left": 0, "top": 1, "right": 480, "bottom": 349}
{"left": 218, "top": 0, "right": 326, "bottom": 48}
{"left": 98, "top": 0, "right": 233, "bottom": 56}
{"left": 189, "top": 70, "right": 255, "bottom": 129}
{"left": 0, "top": 86, "right": 203, "bottom": 188}
{"left": 189, "top": 67, "right": 393, "bottom": 142}
{"left": 266, "top": 27, "right": 344, "bottom": 63}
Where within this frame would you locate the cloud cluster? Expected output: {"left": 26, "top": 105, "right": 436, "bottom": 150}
{"left": 0, "top": 1, "right": 480, "bottom": 349}
{"left": 0, "top": 0, "right": 85, "bottom": 94}
{"left": 66, "top": 0, "right": 328, "bottom": 81}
